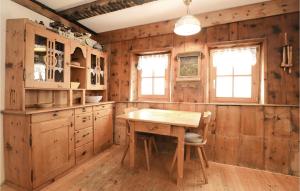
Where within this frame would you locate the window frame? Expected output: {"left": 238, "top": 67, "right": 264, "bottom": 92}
{"left": 208, "top": 41, "right": 262, "bottom": 103}
{"left": 137, "top": 53, "right": 171, "bottom": 101}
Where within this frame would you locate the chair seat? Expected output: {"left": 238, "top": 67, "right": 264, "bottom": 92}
{"left": 185, "top": 132, "right": 201, "bottom": 139}
{"left": 185, "top": 137, "right": 204, "bottom": 143}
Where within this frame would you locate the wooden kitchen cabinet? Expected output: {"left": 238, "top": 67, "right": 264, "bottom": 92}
{"left": 5, "top": 19, "right": 113, "bottom": 191}
{"left": 94, "top": 109, "right": 113, "bottom": 154}
{"left": 3, "top": 109, "right": 75, "bottom": 190}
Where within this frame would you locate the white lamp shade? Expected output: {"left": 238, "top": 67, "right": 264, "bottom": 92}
{"left": 174, "top": 15, "right": 201, "bottom": 36}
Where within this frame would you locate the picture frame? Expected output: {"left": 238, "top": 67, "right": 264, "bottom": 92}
{"left": 176, "top": 51, "right": 201, "bottom": 81}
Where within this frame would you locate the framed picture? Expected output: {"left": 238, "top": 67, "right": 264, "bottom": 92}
{"left": 176, "top": 52, "right": 201, "bottom": 81}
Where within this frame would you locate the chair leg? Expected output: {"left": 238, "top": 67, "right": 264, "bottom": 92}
{"left": 186, "top": 145, "right": 191, "bottom": 162}
{"left": 148, "top": 138, "right": 152, "bottom": 158}
{"left": 121, "top": 144, "right": 129, "bottom": 164}
{"left": 144, "top": 139, "right": 150, "bottom": 171}
{"left": 197, "top": 147, "right": 208, "bottom": 184}
{"left": 200, "top": 147, "right": 209, "bottom": 168}
{"left": 151, "top": 137, "right": 159, "bottom": 153}
{"left": 170, "top": 147, "right": 178, "bottom": 175}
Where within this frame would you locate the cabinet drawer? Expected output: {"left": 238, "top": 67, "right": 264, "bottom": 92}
{"left": 93, "top": 104, "right": 112, "bottom": 111}
{"left": 75, "top": 113, "right": 93, "bottom": 130}
{"left": 75, "top": 127, "right": 93, "bottom": 148}
{"left": 75, "top": 107, "right": 93, "bottom": 115}
{"left": 31, "top": 110, "right": 74, "bottom": 123}
{"left": 134, "top": 122, "right": 171, "bottom": 136}
{"left": 75, "top": 142, "right": 93, "bottom": 165}
{"left": 94, "top": 109, "right": 112, "bottom": 118}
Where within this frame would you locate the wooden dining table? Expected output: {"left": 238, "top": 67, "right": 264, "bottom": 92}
{"left": 117, "top": 108, "right": 201, "bottom": 186}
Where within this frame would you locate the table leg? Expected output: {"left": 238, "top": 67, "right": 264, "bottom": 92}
{"left": 177, "top": 127, "right": 185, "bottom": 187}
{"left": 129, "top": 121, "right": 136, "bottom": 168}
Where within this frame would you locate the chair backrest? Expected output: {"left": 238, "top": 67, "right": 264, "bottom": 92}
{"left": 195, "top": 111, "right": 212, "bottom": 143}
{"left": 202, "top": 111, "right": 212, "bottom": 142}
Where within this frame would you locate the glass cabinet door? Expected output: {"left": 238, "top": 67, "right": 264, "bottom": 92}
{"left": 26, "top": 23, "right": 70, "bottom": 88}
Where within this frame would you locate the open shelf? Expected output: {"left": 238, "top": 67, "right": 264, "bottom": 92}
{"left": 71, "top": 47, "right": 87, "bottom": 89}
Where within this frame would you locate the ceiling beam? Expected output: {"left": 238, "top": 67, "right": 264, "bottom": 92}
{"left": 11, "top": 0, "right": 96, "bottom": 34}
{"left": 96, "top": 0, "right": 299, "bottom": 43}
{"left": 59, "top": 0, "right": 158, "bottom": 21}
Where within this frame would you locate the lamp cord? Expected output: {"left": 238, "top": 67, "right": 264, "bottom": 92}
{"left": 184, "top": 0, "right": 192, "bottom": 15}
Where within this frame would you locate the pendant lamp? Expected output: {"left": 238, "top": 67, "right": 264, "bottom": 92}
{"left": 174, "top": 0, "right": 201, "bottom": 36}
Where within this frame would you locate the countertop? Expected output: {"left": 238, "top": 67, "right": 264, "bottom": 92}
{"left": 3, "top": 101, "right": 115, "bottom": 115}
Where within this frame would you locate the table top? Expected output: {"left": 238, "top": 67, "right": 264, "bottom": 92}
{"left": 117, "top": 109, "right": 201, "bottom": 128}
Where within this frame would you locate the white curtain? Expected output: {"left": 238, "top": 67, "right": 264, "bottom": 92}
{"left": 212, "top": 47, "right": 257, "bottom": 68}
{"left": 137, "top": 54, "right": 169, "bottom": 71}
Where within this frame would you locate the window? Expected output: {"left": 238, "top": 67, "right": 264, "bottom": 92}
{"left": 137, "top": 53, "right": 170, "bottom": 100}
{"left": 210, "top": 45, "right": 260, "bottom": 103}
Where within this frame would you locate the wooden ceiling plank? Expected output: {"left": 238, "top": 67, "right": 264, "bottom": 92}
{"left": 60, "top": 0, "right": 158, "bottom": 21}
{"left": 96, "top": 0, "right": 299, "bottom": 43}
{"left": 11, "top": 0, "right": 96, "bottom": 34}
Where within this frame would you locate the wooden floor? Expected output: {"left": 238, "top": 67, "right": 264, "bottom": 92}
{"left": 1, "top": 145, "right": 299, "bottom": 191}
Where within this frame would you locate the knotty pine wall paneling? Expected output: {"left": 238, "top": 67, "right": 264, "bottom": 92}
{"left": 99, "top": 13, "right": 299, "bottom": 105}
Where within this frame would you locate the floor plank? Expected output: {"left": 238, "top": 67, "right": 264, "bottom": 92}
{"left": 1, "top": 145, "right": 299, "bottom": 191}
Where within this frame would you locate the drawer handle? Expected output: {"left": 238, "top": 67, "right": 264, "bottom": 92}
{"left": 81, "top": 151, "right": 87, "bottom": 156}
{"left": 82, "top": 108, "right": 86, "bottom": 112}
{"left": 53, "top": 113, "right": 58, "bottom": 117}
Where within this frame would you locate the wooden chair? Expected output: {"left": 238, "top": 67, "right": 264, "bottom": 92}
{"left": 121, "top": 107, "right": 159, "bottom": 171}
{"left": 170, "top": 111, "right": 212, "bottom": 184}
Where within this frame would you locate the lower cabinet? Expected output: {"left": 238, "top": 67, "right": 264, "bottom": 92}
{"left": 3, "top": 103, "right": 114, "bottom": 190}
{"left": 94, "top": 110, "right": 113, "bottom": 154}
{"left": 31, "top": 117, "right": 75, "bottom": 188}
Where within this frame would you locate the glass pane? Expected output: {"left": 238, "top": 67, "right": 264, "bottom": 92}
{"left": 153, "top": 66, "right": 165, "bottom": 77}
{"left": 100, "top": 57, "right": 105, "bottom": 85}
{"left": 54, "top": 41, "right": 64, "bottom": 82}
{"left": 216, "top": 64, "right": 233, "bottom": 76}
{"left": 91, "top": 54, "right": 97, "bottom": 69}
{"left": 153, "top": 78, "right": 165, "bottom": 95}
{"left": 234, "top": 64, "right": 252, "bottom": 75}
{"left": 141, "top": 68, "right": 153, "bottom": 77}
{"left": 233, "top": 76, "right": 252, "bottom": 98}
{"left": 141, "top": 78, "right": 152, "bottom": 95}
{"left": 216, "top": 76, "right": 233, "bottom": 97}
{"left": 34, "top": 35, "right": 47, "bottom": 81}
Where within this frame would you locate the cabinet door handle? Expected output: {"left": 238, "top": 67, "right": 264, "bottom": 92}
{"left": 81, "top": 151, "right": 87, "bottom": 156}
{"left": 53, "top": 113, "right": 58, "bottom": 117}
{"left": 82, "top": 133, "right": 90, "bottom": 138}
